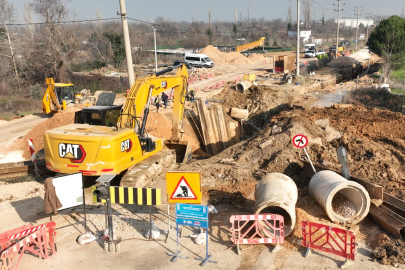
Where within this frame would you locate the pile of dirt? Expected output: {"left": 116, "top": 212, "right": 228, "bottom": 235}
{"left": 14, "top": 107, "right": 83, "bottom": 159}
{"left": 370, "top": 233, "right": 405, "bottom": 267}
{"left": 328, "top": 56, "right": 357, "bottom": 67}
{"left": 146, "top": 111, "right": 203, "bottom": 155}
{"left": 179, "top": 104, "right": 405, "bottom": 212}
{"left": 248, "top": 54, "right": 268, "bottom": 62}
{"left": 199, "top": 45, "right": 253, "bottom": 66}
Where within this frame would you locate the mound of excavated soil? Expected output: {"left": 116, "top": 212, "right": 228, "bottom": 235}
{"left": 145, "top": 111, "right": 202, "bottom": 154}
{"left": 15, "top": 107, "right": 83, "bottom": 159}
{"left": 177, "top": 103, "right": 405, "bottom": 261}
{"left": 248, "top": 53, "right": 268, "bottom": 62}
{"left": 199, "top": 45, "right": 253, "bottom": 66}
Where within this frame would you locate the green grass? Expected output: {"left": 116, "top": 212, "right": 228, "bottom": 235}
{"left": 391, "top": 68, "right": 405, "bottom": 83}
{"left": 391, "top": 88, "right": 405, "bottom": 95}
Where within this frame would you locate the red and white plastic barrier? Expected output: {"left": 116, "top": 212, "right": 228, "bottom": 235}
{"left": 0, "top": 222, "right": 57, "bottom": 270}
{"left": 230, "top": 214, "right": 284, "bottom": 254}
{"left": 203, "top": 81, "right": 225, "bottom": 92}
{"left": 28, "top": 139, "right": 36, "bottom": 163}
{"left": 301, "top": 221, "right": 356, "bottom": 268}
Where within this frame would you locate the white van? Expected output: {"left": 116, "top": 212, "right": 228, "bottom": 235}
{"left": 184, "top": 53, "right": 214, "bottom": 68}
{"left": 304, "top": 43, "right": 316, "bottom": 52}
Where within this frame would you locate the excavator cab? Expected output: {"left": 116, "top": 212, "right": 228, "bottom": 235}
{"left": 55, "top": 84, "right": 75, "bottom": 105}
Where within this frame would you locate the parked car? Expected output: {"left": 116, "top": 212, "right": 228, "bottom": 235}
{"left": 329, "top": 45, "right": 337, "bottom": 52}
{"left": 305, "top": 50, "right": 316, "bottom": 58}
{"left": 316, "top": 49, "right": 326, "bottom": 56}
{"left": 184, "top": 53, "right": 214, "bottom": 68}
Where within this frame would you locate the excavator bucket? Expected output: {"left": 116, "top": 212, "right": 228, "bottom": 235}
{"left": 164, "top": 140, "right": 192, "bottom": 164}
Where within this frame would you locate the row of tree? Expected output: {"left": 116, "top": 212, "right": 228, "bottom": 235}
{"left": 0, "top": 0, "right": 399, "bottom": 90}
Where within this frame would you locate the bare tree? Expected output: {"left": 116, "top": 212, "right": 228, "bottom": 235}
{"left": 23, "top": 2, "right": 34, "bottom": 39}
{"left": 0, "top": 0, "right": 18, "bottom": 83}
{"left": 30, "top": 0, "right": 79, "bottom": 81}
{"left": 302, "top": 0, "right": 312, "bottom": 29}
{"left": 287, "top": 6, "right": 293, "bottom": 25}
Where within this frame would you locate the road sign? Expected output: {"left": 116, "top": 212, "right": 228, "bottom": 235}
{"left": 169, "top": 204, "right": 216, "bottom": 266}
{"left": 167, "top": 172, "right": 201, "bottom": 204}
{"left": 293, "top": 134, "right": 316, "bottom": 174}
{"left": 292, "top": 134, "right": 308, "bottom": 148}
{"left": 175, "top": 204, "right": 208, "bottom": 227}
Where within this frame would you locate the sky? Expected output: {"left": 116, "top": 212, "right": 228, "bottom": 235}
{"left": 10, "top": 0, "right": 405, "bottom": 25}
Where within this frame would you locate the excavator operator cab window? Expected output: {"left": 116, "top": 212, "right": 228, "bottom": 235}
{"left": 55, "top": 86, "right": 74, "bottom": 103}
{"left": 85, "top": 113, "right": 101, "bottom": 125}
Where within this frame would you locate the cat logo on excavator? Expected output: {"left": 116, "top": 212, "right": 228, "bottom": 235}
{"left": 58, "top": 143, "right": 86, "bottom": 163}
{"left": 121, "top": 139, "right": 132, "bottom": 153}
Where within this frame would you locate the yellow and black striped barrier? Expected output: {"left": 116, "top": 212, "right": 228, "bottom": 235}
{"left": 92, "top": 186, "right": 161, "bottom": 206}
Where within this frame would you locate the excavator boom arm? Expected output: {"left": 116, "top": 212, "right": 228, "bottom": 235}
{"left": 236, "top": 37, "right": 265, "bottom": 52}
{"left": 118, "top": 64, "right": 188, "bottom": 142}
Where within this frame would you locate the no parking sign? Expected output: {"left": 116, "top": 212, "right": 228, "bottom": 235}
{"left": 292, "top": 134, "right": 316, "bottom": 174}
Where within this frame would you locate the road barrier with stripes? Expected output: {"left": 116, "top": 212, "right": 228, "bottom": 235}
{"left": 229, "top": 214, "right": 284, "bottom": 254}
{"left": 301, "top": 221, "right": 356, "bottom": 268}
{"left": 92, "top": 186, "right": 161, "bottom": 206}
{"left": 0, "top": 222, "right": 56, "bottom": 270}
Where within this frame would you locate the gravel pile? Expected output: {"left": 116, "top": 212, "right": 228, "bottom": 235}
{"left": 332, "top": 193, "right": 357, "bottom": 218}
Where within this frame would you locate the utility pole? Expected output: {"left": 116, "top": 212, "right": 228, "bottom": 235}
{"left": 366, "top": 13, "right": 372, "bottom": 41}
{"left": 209, "top": 5, "right": 211, "bottom": 29}
{"left": 118, "top": 0, "right": 135, "bottom": 87}
{"left": 296, "top": 0, "right": 300, "bottom": 76}
{"left": 354, "top": 6, "right": 362, "bottom": 51}
{"left": 334, "top": 0, "right": 343, "bottom": 58}
{"left": 151, "top": 26, "right": 157, "bottom": 73}
{"left": 247, "top": 4, "right": 250, "bottom": 29}
{"left": 235, "top": 7, "right": 237, "bottom": 25}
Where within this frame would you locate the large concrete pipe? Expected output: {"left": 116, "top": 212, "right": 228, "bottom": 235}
{"left": 255, "top": 173, "right": 298, "bottom": 237}
{"left": 309, "top": 170, "right": 370, "bottom": 224}
{"left": 236, "top": 80, "right": 252, "bottom": 93}
{"left": 230, "top": 107, "right": 249, "bottom": 120}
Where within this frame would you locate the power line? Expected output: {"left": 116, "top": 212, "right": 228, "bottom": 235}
{"left": 313, "top": 0, "right": 334, "bottom": 10}
{"left": 6, "top": 17, "right": 120, "bottom": 26}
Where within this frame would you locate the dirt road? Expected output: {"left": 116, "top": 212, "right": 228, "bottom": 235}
{"left": 0, "top": 114, "right": 51, "bottom": 163}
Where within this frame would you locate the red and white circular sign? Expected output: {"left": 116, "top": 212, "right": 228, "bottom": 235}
{"left": 292, "top": 134, "right": 308, "bottom": 148}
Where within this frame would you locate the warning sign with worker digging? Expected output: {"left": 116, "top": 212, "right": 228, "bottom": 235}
{"left": 166, "top": 172, "right": 201, "bottom": 204}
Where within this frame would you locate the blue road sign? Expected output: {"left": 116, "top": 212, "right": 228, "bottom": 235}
{"left": 176, "top": 218, "right": 208, "bottom": 228}
{"left": 170, "top": 203, "right": 216, "bottom": 266}
{"left": 175, "top": 203, "right": 208, "bottom": 228}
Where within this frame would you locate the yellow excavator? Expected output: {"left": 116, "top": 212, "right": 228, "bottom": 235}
{"left": 42, "top": 78, "right": 76, "bottom": 114}
{"left": 43, "top": 64, "right": 191, "bottom": 176}
{"left": 236, "top": 37, "right": 266, "bottom": 53}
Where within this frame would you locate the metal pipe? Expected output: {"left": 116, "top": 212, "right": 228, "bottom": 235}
{"left": 309, "top": 170, "right": 370, "bottom": 224}
{"left": 254, "top": 173, "right": 298, "bottom": 237}
{"left": 118, "top": 0, "right": 135, "bottom": 87}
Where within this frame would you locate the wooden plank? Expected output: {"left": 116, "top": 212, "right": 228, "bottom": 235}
{"left": 207, "top": 106, "right": 221, "bottom": 154}
{"left": 196, "top": 100, "right": 212, "bottom": 155}
{"left": 216, "top": 105, "right": 230, "bottom": 150}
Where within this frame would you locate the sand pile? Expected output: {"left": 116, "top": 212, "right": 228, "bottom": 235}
{"left": 199, "top": 45, "right": 253, "bottom": 66}
{"left": 248, "top": 54, "right": 268, "bottom": 62}
{"left": 15, "top": 107, "right": 82, "bottom": 159}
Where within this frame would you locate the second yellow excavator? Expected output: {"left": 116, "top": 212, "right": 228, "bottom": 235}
{"left": 43, "top": 64, "right": 191, "bottom": 176}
